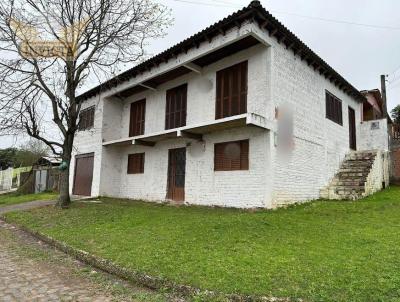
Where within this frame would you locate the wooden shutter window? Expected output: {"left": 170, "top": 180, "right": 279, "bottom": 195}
{"left": 216, "top": 61, "right": 248, "bottom": 119}
{"left": 325, "top": 91, "right": 343, "bottom": 125}
{"left": 129, "top": 99, "right": 146, "bottom": 137}
{"left": 127, "top": 153, "right": 145, "bottom": 174}
{"left": 214, "top": 140, "right": 249, "bottom": 171}
{"left": 165, "top": 84, "right": 187, "bottom": 130}
{"left": 78, "top": 106, "right": 95, "bottom": 131}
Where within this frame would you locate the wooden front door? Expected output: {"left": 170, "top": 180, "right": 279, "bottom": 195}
{"left": 167, "top": 148, "right": 186, "bottom": 202}
{"left": 348, "top": 106, "right": 357, "bottom": 150}
{"left": 73, "top": 153, "right": 94, "bottom": 196}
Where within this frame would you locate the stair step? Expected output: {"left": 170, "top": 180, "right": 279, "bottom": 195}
{"left": 336, "top": 194, "right": 363, "bottom": 200}
{"left": 344, "top": 159, "right": 374, "bottom": 163}
{"left": 337, "top": 173, "right": 369, "bottom": 178}
{"left": 331, "top": 180, "right": 366, "bottom": 186}
{"left": 339, "top": 168, "right": 370, "bottom": 173}
{"left": 321, "top": 150, "right": 377, "bottom": 201}
{"left": 345, "top": 155, "right": 376, "bottom": 161}
{"left": 334, "top": 187, "right": 365, "bottom": 194}
{"left": 341, "top": 163, "right": 373, "bottom": 169}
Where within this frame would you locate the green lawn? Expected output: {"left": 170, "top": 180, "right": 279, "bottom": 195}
{"left": 0, "top": 192, "right": 58, "bottom": 207}
{"left": 4, "top": 187, "right": 400, "bottom": 301}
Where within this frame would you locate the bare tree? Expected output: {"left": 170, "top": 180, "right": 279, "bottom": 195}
{"left": 0, "top": 0, "right": 171, "bottom": 207}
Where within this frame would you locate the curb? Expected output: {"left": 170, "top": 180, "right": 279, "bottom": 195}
{"left": 0, "top": 216, "right": 297, "bottom": 302}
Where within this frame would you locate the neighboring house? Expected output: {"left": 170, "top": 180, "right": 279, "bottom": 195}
{"left": 71, "top": 1, "right": 390, "bottom": 208}
{"left": 360, "top": 89, "right": 400, "bottom": 185}
{"left": 361, "top": 89, "right": 384, "bottom": 121}
{"left": 33, "top": 156, "right": 61, "bottom": 193}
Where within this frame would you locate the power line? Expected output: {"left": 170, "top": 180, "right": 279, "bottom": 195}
{"left": 388, "top": 64, "right": 400, "bottom": 79}
{"left": 387, "top": 80, "right": 400, "bottom": 91}
{"left": 169, "top": 0, "right": 238, "bottom": 8}
{"left": 388, "top": 75, "right": 400, "bottom": 86}
{"left": 270, "top": 10, "right": 400, "bottom": 31}
{"left": 168, "top": 0, "right": 400, "bottom": 31}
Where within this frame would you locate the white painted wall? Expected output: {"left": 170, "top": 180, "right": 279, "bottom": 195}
{"left": 364, "top": 150, "right": 390, "bottom": 196}
{"left": 358, "top": 119, "right": 389, "bottom": 151}
{"left": 110, "top": 127, "right": 271, "bottom": 208}
{"left": 268, "top": 37, "right": 362, "bottom": 205}
{"left": 69, "top": 97, "right": 104, "bottom": 196}
{"left": 70, "top": 19, "right": 366, "bottom": 208}
{"left": 115, "top": 44, "right": 270, "bottom": 140}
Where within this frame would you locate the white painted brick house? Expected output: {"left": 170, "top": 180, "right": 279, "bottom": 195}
{"left": 70, "top": 1, "right": 389, "bottom": 208}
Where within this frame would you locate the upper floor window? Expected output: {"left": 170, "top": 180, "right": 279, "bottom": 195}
{"left": 78, "top": 106, "right": 95, "bottom": 131}
{"left": 127, "top": 153, "right": 145, "bottom": 174}
{"left": 214, "top": 139, "right": 249, "bottom": 171}
{"left": 165, "top": 84, "right": 187, "bottom": 130}
{"left": 216, "top": 61, "right": 248, "bottom": 119}
{"left": 129, "top": 99, "right": 146, "bottom": 137}
{"left": 325, "top": 91, "right": 343, "bottom": 125}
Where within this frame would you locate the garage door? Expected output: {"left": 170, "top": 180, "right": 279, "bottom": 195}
{"left": 73, "top": 153, "right": 94, "bottom": 196}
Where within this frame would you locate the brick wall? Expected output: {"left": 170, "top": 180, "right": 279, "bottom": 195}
{"left": 391, "top": 146, "right": 400, "bottom": 184}
{"left": 269, "top": 36, "right": 362, "bottom": 205}
{"left": 109, "top": 127, "right": 271, "bottom": 208}
{"left": 364, "top": 150, "right": 390, "bottom": 195}
{"left": 70, "top": 34, "right": 274, "bottom": 208}
{"left": 70, "top": 21, "right": 364, "bottom": 208}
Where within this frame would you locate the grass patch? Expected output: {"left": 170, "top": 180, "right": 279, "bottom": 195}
{"left": 0, "top": 191, "right": 58, "bottom": 207}
{"left": 5, "top": 187, "right": 400, "bottom": 301}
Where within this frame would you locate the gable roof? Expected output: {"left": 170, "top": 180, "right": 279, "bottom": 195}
{"left": 77, "top": 1, "right": 365, "bottom": 102}
{"left": 361, "top": 89, "right": 383, "bottom": 106}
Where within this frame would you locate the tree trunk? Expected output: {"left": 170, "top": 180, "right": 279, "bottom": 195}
{"left": 57, "top": 164, "right": 71, "bottom": 208}
{"left": 57, "top": 134, "right": 74, "bottom": 208}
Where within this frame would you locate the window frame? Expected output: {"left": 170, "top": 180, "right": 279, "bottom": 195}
{"left": 214, "top": 139, "right": 249, "bottom": 171}
{"left": 127, "top": 153, "right": 145, "bottom": 174}
{"left": 325, "top": 90, "right": 343, "bottom": 126}
{"left": 129, "top": 99, "right": 146, "bottom": 137}
{"left": 215, "top": 61, "right": 248, "bottom": 119}
{"left": 165, "top": 84, "right": 187, "bottom": 130}
{"left": 78, "top": 106, "right": 95, "bottom": 131}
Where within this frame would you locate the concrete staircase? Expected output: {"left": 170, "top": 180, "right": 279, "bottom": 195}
{"left": 320, "top": 150, "right": 378, "bottom": 200}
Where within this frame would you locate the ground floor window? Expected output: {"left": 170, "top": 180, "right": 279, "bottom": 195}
{"left": 127, "top": 153, "right": 145, "bottom": 174}
{"left": 214, "top": 139, "right": 249, "bottom": 171}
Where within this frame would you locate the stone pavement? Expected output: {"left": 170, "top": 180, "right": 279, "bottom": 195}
{"left": 0, "top": 221, "right": 115, "bottom": 302}
{"left": 0, "top": 200, "right": 177, "bottom": 302}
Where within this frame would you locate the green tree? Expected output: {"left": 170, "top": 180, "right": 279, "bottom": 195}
{"left": 0, "top": 148, "right": 17, "bottom": 169}
{"left": 391, "top": 105, "right": 400, "bottom": 124}
{"left": 15, "top": 140, "right": 49, "bottom": 167}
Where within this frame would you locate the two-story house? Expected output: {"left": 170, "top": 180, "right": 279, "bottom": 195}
{"left": 71, "top": 1, "right": 389, "bottom": 208}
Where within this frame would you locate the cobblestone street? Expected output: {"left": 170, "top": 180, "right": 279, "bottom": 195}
{"left": 0, "top": 219, "right": 170, "bottom": 302}
{"left": 0, "top": 221, "right": 114, "bottom": 301}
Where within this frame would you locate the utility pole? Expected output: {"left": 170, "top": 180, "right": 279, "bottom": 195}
{"left": 381, "top": 74, "right": 388, "bottom": 118}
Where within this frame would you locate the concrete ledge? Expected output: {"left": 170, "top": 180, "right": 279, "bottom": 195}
{"left": 0, "top": 216, "right": 296, "bottom": 302}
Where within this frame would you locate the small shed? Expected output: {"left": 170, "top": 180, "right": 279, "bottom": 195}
{"left": 33, "top": 156, "right": 61, "bottom": 193}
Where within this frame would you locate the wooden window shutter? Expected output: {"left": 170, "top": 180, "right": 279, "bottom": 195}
{"left": 216, "top": 61, "right": 248, "bottom": 119}
{"left": 78, "top": 106, "right": 95, "bottom": 131}
{"left": 127, "top": 153, "right": 145, "bottom": 174}
{"left": 214, "top": 139, "right": 249, "bottom": 171}
{"left": 129, "top": 99, "right": 146, "bottom": 137}
{"left": 165, "top": 84, "right": 187, "bottom": 130}
{"left": 325, "top": 91, "right": 343, "bottom": 126}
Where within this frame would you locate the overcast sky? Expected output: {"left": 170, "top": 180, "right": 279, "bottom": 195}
{"left": 2, "top": 0, "right": 399, "bottom": 148}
